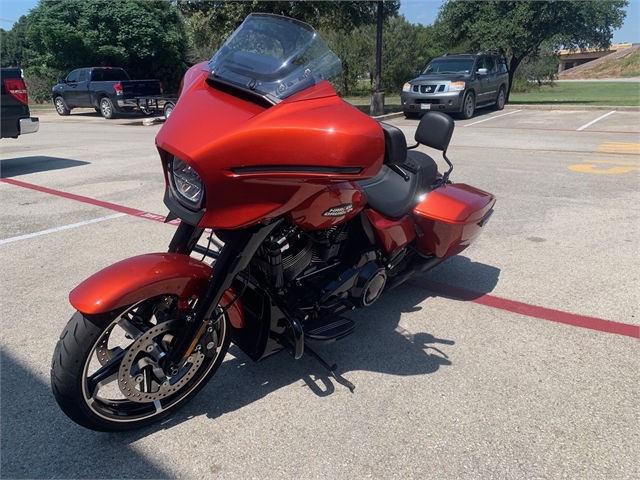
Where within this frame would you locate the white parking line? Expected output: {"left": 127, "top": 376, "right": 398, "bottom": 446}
{"left": 463, "top": 110, "right": 522, "bottom": 127}
{"left": 577, "top": 111, "right": 616, "bottom": 131}
{"left": 0, "top": 213, "right": 126, "bottom": 245}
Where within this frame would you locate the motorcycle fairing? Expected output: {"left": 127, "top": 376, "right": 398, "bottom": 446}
{"left": 69, "top": 253, "right": 244, "bottom": 328}
{"left": 156, "top": 67, "right": 385, "bottom": 230}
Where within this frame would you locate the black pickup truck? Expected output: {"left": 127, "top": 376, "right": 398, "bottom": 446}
{"left": 51, "top": 67, "right": 163, "bottom": 119}
{"left": 1, "top": 68, "right": 39, "bottom": 139}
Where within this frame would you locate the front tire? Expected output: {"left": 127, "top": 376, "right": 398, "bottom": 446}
{"left": 51, "top": 296, "right": 231, "bottom": 431}
{"left": 460, "top": 91, "right": 475, "bottom": 119}
{"left": 54, "top": 97, "right": 71, "bottom": 116}
{"left": 99, "top": 97, "right": 116, "bottom": 119}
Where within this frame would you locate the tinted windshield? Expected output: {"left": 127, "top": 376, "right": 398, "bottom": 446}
{"left": 205, "top": 14, "right": 342, "bottom": 101}
{"left": 422, "top": 59, "right": 475, "bottom": 75}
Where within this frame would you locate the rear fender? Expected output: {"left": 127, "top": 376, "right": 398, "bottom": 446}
{"left": 69, "top": 253, "right": 244, "bottom": 328}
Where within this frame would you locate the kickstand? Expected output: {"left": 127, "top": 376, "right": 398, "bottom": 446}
{"left": 304, "top": 343, "right": 355, "bottom": 393}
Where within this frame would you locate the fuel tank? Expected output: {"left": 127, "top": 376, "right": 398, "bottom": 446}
{"left": 156, "top": 65, "right": 385, "bottom": 229}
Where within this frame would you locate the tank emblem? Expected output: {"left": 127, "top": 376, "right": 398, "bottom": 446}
{"left": 322, "top": 204, "right": 354, "bottom": 217}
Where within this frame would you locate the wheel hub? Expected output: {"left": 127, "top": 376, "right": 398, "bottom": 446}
{"left": 117, "top": 320, "right": 206, "bottom": 403}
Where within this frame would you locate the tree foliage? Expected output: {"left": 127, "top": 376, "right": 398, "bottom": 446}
{"left": 436, "top": 0, "right": 628, "bottom": 99}
{"left": 177, "top": 1, "right": 400, "bottom": 64}
{"left": 26, "top": 0, "right": 188, "bottom": 91}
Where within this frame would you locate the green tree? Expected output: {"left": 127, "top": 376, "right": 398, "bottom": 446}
{"left": 178, "top": 1, "right": 400, "bottom": 64}
{"left": 437, "top": 0, "right": 628, "bottom": 99}
{"left": 0, "top": 16, "right": 32, "bottom": 68}
{"left": 379, "top": 16, "right": 439, "bottom": 94}
{"left": 27, "top": 0, "right": 188, "bottom": 91}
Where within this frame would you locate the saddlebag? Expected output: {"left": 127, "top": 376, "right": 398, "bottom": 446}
{"left": 412, "top": 184, "right": 495, "bottom": 258}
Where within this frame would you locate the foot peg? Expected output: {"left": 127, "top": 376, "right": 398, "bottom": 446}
{"left": 303, "top": 316, "right": 355, "bottom": 344}
{"left": 305, "top": 343, "right": 355, "bottom": 393}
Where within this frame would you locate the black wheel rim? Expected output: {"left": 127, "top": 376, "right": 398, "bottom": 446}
{"left": 80, "top": 297, "right": 227, "bottom": 424}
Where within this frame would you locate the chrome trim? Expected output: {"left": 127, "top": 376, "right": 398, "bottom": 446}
{"left": 19, "top": 117, "right": 39, "bottom": 135}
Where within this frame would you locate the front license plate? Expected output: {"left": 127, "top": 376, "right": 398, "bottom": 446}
{"left": 420, "top": 103, "right": 431, "bottom": 110}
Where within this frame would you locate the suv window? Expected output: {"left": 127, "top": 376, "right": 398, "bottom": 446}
{"left": 78, "top": 70, "right": 86, "bottom": 82}
{"left": 484, "top": 57, "right": 496, "bottom": 72}
{"left": 66, "top": 70, "right": 79, "bottom": 83}
{"left": 476, "top": 58, "right": 486, "bottom": 71}
{"left": 498, "top": 60, "right": 507, "bottom": 73}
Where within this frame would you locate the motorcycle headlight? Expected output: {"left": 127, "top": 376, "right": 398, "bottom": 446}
{"left": 169, "top": 156, "right": 204, "bottom": 210}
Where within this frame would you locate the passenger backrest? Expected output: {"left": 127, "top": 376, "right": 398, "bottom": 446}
{"left": 415, "top": 111, "right": 454, "bottom": 152}
{"left": 380, "top": 122, "right": 407, "bottom": 165}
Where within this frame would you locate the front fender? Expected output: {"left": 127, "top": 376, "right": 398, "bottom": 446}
{"left": 69, "top": 253, "right": 244, "bottom": 328}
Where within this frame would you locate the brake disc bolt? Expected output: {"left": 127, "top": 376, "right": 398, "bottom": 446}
{"left": 187, "top": 355, "right": 194, "bottom": 363}
{"left": 135, "top": 375, "right": 144, "bottom": 384}
{"left": 170, "top": 366, "right": 180, "bottom": 376}
{"left": 145, "top": 345, "right": 154, "bottom": 353}
{"left": 207, "top": 342, "right": 215, "bottom": 350}
{"left": 207, "top": 327, "right": 214, "bottom": 333}
{"left": 195, "top": 345, "right": 202, "bottom": 351}
{"left": 162, "top": 381, "right": 170, "bottom": 388}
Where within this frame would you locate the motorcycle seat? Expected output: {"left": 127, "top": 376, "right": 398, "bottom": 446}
{"left": 358, "top": 150, "right": 438, "bottom": 218}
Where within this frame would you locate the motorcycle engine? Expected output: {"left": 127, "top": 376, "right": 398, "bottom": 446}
{"left": 255, "top": 222, "right": 386, "bottom": 315}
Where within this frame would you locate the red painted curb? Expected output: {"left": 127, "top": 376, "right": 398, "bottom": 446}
{"left": 4, "top": 178, "right": 638, "bottom": 339}
{"left": 409, "top": 278, "right": 640, "bottom": 339}
{"left": 1, "top": 178, "right": 180, "bottom": 226}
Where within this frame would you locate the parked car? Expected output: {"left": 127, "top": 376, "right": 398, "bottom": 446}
{"left": 401, "top": 52, "right": 509, "bottom": 119}
{"left": 1, "top": 68, "right": 39, "bottom": 139}
{"left": 51, "top": 67, "right": 163, "bottom": 119}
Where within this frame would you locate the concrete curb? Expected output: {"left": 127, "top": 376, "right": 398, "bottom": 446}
{"left": 372, "top": 111, "right": 405, "bottom": 121}
{"left": 505, "top": 104, "right": 640, "bottom": 112}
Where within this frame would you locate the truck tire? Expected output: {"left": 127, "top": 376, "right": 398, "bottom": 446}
{"left": 54, "top": 96, "right": 71, "bottom": 116}
{"left": 99, "top": 97, "right": 116, "bottom": 119}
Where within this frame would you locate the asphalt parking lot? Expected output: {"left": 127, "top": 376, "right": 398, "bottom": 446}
{"left": 1, "top": 106, "right": 638, "bottom": 479}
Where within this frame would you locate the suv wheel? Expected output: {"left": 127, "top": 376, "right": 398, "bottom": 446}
{"left": 493, "top": 86, "right": 506, "bottom": 110}
{"left": 460, "top": 91, "right": 475, "bottom": 119}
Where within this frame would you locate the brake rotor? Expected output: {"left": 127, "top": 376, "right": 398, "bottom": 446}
{"left": 117, "top": 320, "right": 205, "bottom": 403}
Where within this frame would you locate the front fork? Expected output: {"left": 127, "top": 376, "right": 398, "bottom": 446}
{"left": 162, "top": 220, "right": 282, "bottom": 376}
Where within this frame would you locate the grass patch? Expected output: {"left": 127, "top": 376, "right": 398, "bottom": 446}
{"left": 509, "top": 81, "right": 640, "bottom": 106}
{"left": 342, "top": 95, "right": 403, "bottom": 115}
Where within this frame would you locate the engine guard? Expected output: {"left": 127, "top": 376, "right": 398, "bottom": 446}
{"left": 69, "top": 253, "right": 244, "bottom": 328}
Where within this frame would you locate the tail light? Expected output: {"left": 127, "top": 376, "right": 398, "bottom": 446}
{"left": 159, "top": 82, "right": 163, "bottom": 94}
{"left": 114, "top": 82, "right": 123, "bottom": 96}
{"left": 4, "top": 78, "right": 28, "bottom": 104}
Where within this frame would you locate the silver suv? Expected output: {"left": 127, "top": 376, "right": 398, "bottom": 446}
{"left": 401, "top": 53, "right": 509, "bottom": 119}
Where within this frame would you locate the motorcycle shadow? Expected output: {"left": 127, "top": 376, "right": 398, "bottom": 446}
{"left": 152, "top": 255, "right": 500, "bottom": 433}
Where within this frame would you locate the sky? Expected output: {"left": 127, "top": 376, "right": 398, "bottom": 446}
{"left": 1, "top": 0, "right": 638, "bottom": 44}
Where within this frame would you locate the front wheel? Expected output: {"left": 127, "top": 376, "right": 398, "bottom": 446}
{"left": 460, "top": 91, "right": 475, "bottom": 119}
{"left": 54, "top": 97, "right": 70, "bottom": 116}
{"left": 51, "top": 296, "right": 231, "bottom": 431}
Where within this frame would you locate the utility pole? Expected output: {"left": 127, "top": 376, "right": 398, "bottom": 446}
{"left": 370, "top": 0, "right": 385, "bottom": 116}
